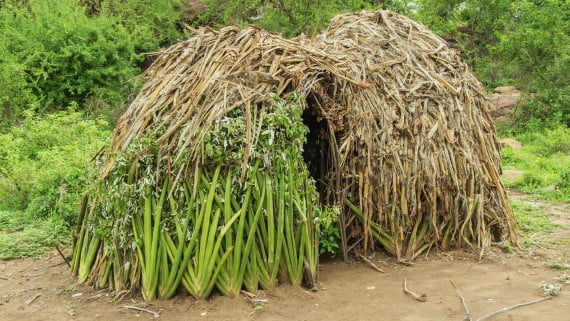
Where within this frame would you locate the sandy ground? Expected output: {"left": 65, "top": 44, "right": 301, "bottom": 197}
{"left": 1, "top": 193, "right": 569, "bottom": 321}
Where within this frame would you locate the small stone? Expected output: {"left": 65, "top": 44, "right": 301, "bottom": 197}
{"left": 499, "top": 138, "right": 523, "bottom": 149}
{"left": 502, "top": 170, "right": 524, "bottom": 182}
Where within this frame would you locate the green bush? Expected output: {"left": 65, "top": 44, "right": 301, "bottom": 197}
{"left": 98, "top": 0, "right": 185, "bottom": 53}
{"left": 0, "top": 61, "right": 38, "bottom": 129}
{"left": 491, "top": 0, "right": 570, "bottom": 125}
{"left": 197, "top": 0, "right": 374, "bottom": 38}
{"left": 0, "top": 0, "right": 140, "bottom": 119}
{"left": 0, "top": 109, "right": 110, "bottom": 224}
{"left": 501, "top": 126, "right": 570, "bottom": 203}
{"left": 317, "top": 205, "right": 341, "bottom": 256}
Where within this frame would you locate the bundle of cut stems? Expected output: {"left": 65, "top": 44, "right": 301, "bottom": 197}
{"left": 71, "top": 98, "right": 321, "bottom": 300}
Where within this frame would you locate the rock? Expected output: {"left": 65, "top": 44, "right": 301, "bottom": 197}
{"left": 487, "top": 86, "right": 521, "bottom": 125}
{"left": 494, "top": 86, "right": 519, "bottom": 95}
{"left": 499, "top": 138, "right": 523, "bottom": 149}
{"left": 502, "top": 170, "right": 524, "bottom": 182}
{"left": 182, "top": 0, "right": 207, "bottom": 20}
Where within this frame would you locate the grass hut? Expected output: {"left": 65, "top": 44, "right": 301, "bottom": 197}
{"left": 71, "top": 10, "right": 518, "bottom": 300}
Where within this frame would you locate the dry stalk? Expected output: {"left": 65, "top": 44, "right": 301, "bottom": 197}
{"left": 357, "top": 253, "right": 385, "bottom": 273}
{"left": 475, "top": 297, "right": 552, "bottom": 321}
{"left": 450, "top": 280, "right": 473, "bottom": 321}
{"left": 403, "top": 278, "right": 427, "bottom": 302}
{"left": 120, "top": 305, "right": 160, "bottom": 318}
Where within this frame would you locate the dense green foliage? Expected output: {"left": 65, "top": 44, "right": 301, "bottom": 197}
{"left": 96, "top": 0, "right": 186, "bottom": 52}
{"left": 0, "top": 110, "right": 109, "bottom": 223}
{"left": 0, "top": 0, "right": 189, "bottom": 126}
{"left": 501, "top": 126, "right": 570, "bottom": 203}
{"left": 197, "top": 0, "right": 373, "bottom": 37}
{"left": 318, "top": 206, "right": 341, "bottom": 255}
{"left": 0, "top": 0, "right": 140, "bottom": 121}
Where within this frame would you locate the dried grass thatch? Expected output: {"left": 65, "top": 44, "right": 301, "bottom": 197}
{"left": 315, "top": 11, "right": 518, "bottom": 260}
{"left": 72, "top": 10, "right": 518, "bottom": 298}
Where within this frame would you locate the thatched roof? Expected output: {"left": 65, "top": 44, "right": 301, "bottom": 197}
{"left": 100, "top": 10, "right": 517, "bottom": 261}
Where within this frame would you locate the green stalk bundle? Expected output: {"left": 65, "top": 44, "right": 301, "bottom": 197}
{"left": 71, "top": 95, "right": 326, "bottom": 301}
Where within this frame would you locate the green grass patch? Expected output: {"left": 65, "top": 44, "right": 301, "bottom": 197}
{"left": 501, "top": 126, "right": 570, "bottom": 203}
{"left": 0, "top": 210, "right": 68, "bottom": 260}
{"left": 549, "top": 262, "right": 570, "bottom": 270}
{"left": 512, "top": 200, "right": 559, "bottom": 247}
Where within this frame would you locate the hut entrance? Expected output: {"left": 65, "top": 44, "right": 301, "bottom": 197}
{"left": 302, "top": 102, "right": 333, "bottom": 204}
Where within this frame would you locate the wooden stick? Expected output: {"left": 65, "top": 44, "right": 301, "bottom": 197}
{"left": 475, "top": 297, "right": 552, "bottom": 321}
{"left": 25, "top": 293, "right": 41, "bottom": 305}
{"left": 240, "top": 290, "right": 257, "bottom": 298}
{"left": 358, "top": 253, "right": 385, "bottom": 273}
{"left": 403, "top": 278, "right": 427, "bottom": 302}
{"left": 55, "top": 244, "right": 71, "bottom": 268}
{"left": 449, "top": 280, "right": 473, "bottom": 321}
{"left": 120, "top": 305, "right": 160, "bottom": 318}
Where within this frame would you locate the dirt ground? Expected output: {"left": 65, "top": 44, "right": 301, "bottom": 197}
{"left": 1, "top": 193, "right": 569, "bottom": 321}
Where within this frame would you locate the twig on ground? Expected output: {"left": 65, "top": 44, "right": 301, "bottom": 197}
{"left": 54, "top": 244, "right": 71, "bottom": 268}
{"left": 49, "top": 261, "right": 67, "bottom": 268}
{"left": 449, "top": 280, "right": 473, "bottom": 321}
{"left": 397, "top": 260, "right": 415, "bottom": 266}
{"left": 0, "top": 276, "right": 10, "bottom": 281}
{"left": 25, "top": 293, "right": 41, "bottom": 305}
{"left": 86, "top": 294, "right": 102, "bottom": 300}
{"left": 120, "top": 305, "right": 160, "bottom": 318}
{"left": 241, "top": 290, "right": 257, "bottom": 298}
{"left": 358, "top": 253, "right": 385, "bottom": 273}
{"left": 475, "top": 297, "right": 552, "bottom": 321}
{"left": 243, "top": 295, "right": 268, "bottom": 306}
{"left": 403, "top": 278, "right": 427, "bottom": 302}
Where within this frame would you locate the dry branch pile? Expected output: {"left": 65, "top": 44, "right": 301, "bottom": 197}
{"left": 71, "top": 10, "right": 518, "bottom": 300}
{"left": 318, "top": 11, "right": 518, "bottom": 260}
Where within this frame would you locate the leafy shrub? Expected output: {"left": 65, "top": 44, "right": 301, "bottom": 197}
{"left": 197, "top": 0, "right": 373, "bottom": 38}
{"left": 515, "top": 172, "right": 545, "bottom": 190}
{"left": 0, "top": 61, "right": 38, "bottom": 129}
{"left": 98, "top": 0, "right": 185, "bottom": 53}
{"left": 0, "top": 109, "right": 110, "bottom": 224}
{"left": 491, "top": 0, "right": 570, "bottom": 125}
{"left": 501, "top": 126, "right": 570, "bottom": 203}
{"left": 0, "top": 0, "right": 140, "bottom": 119}
{"left": 317, "top": 205, "right": 341, "bottom": 256}
{"left": 517, "top": 126, "right": 570, "bottom": 157}
{"left": 556, "top": 170, "right": 570, "bottom": 197}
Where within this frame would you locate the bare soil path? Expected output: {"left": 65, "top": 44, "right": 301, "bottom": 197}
{"left": 1, "top": 192, "right": 568, "bottom": 321}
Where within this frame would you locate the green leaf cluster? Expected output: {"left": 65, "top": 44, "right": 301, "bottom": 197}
{"left": 0, "top": 0, "right": 141, "bottom": 118}
{"left": 0, "top": 110, "right": 110, "bottom": 224}
{"left": 196, "top": 0, "right": 374, "bottom": 38}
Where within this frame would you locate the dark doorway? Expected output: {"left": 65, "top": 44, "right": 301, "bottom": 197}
{"left": 302, "top": 104, "right": 332, "bottom": 203}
